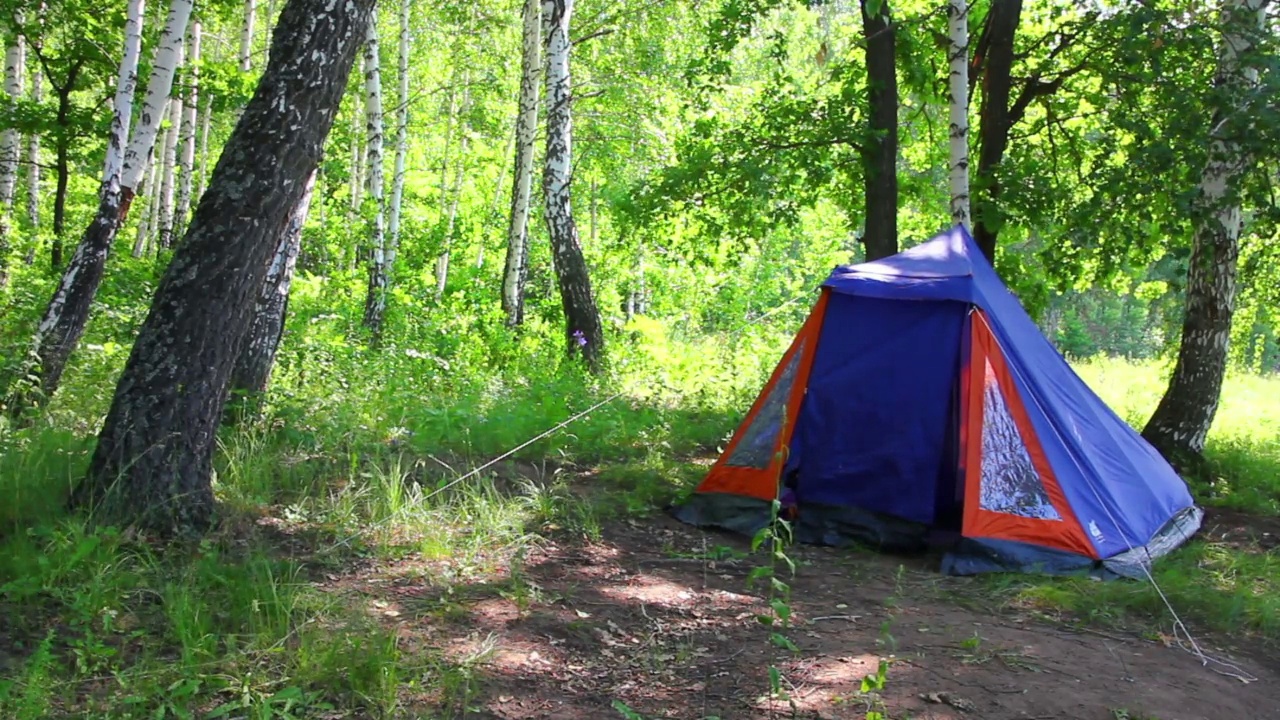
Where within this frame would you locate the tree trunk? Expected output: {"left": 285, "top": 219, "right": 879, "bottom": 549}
{"left": 360, "top": 18, "right": 388, "bottom": 341}
{"left": 502, "top": 0, "right": 541, "bottom": 325}
{"left": 197, "top": 94, "right": 212, "bottom": 199}
{"left": 240, "top": 0, "right": 257, "bottom": 72}
{"left": 25, "top": 60, "right": 41, "bottom": 237}
{"left": 347, "top": 53, "right": 363, "bottom": 220}
{"left": 435, "top": 95, "right": 467, "bottom": 298}
{"left": 9, "top": 0, "right": 189, "bottom": 410}
{"left": 158, "top": 73, "right": 184, "bottom": 249}
{"left": 387, "top": 0, "right": 409, "bottom": 271}
{"left": 133, "top": 146, "right": 159, "bottom": 257}
{"left": 229, "top": 168, "right": 315, "bottom": 399}
{"left": 543, "top": 0, "right": 604, "bottom": 370}
{"left": 946, "top": 0, "right": 970, "bottom": 227}
{"left": 72, "top": 0, "right": 374, "bottom": 536}
{"left": 858, "top": 0, "right": 898, "bottom": 261}
{"left": 104, "top": 0, "right": 146, "bottom": 190}
{"left": 174, "top": 21, "right": 201, "bottom": 239}
{"left": 971, "top": 0, "right": 1021, "bottom": 261}
{"left": 1142, "top": 0, "right": 1270, "bottom": 467}
{"left": 0, "top": 27, "right": 24, "bottom": 288}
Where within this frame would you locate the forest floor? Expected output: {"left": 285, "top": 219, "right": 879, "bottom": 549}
{"left": 290, "top": 490, "right": 1280, "bottom": 720}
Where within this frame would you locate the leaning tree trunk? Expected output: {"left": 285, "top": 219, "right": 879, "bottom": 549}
{"left": 72, "top": 0, "right": 374, "bottom": 536}
{"left": 174, "top": 21, "right": 201, "bottom": 239}
{"left": 229, "top": 168, "right": 316, "bottom": 400}
{"left": 9, "top": 0, "right": 187, "bottom": 411}
{"left": 360, "top": 18, "right": 388, "bottom": 341}
{"left": 1142, "top": 0, "right": 1270, "bottom": 468}
{"left": 542, "top": 0, "right": 604, "bottom": 370}
{"left": 946, "top": 0, "right": 970, "bottom": 227}
{"left": 502, "top": 0, "right": 542, "bottom": 326}
{"left": 386, "top": 0, "right": 409, "bottom": 271}
{"left": 858, "top": 0, "right": 898, "bottom": 261}
{"left": 0, "top": 28, "right": 24, "bottom": 288}
{"left": 971, "top": 0, "right": 1022, "bottom": 261}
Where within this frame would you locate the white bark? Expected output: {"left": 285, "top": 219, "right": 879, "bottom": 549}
{"left": 387, "top": 0, "right": 409, "bottom": 269}
{"left": 26, "top": 61, "right": 41, "bottom": 230}
{"left": 158, "top": 44, "right": 185, "bottom": 249}
{"left": 1142, "top": 0, "right": 1272, "bottom": 456}
{"left": 0, "top": 26, "right": 26, "bottom": 216}
{"left": 103, "top": 0, "right": 146, "bottom": 187}
{"left": 947, "top": 0, "right": 970, "bottom": 226}
{"left": 435, "top": 120, "right": 466, "bottom": 296}
{"left": 196, "top": 94, "right": 211, "bottom": 199}
{"left": 502, "top": 0, "right": 541, "bottom": 324}
{"left": 361, "top": 19, "right": 388, "bottom": 335}
{"left": 120, "top": 0, "right": 194, "bottom": 197}
{"left": 133, "top": 148, "right": 160, "bottom": 257}
{"left": 240, "top": 0, "right": 256, "bottom": 72}
{"left": 349, "top": 53, "right": 364, "bottom": 214}
{"left": 174, "top": 21, "right": 201, "bottom": 239}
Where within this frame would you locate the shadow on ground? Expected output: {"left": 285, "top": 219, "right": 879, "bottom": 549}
{"left": 323, "top": 512, "right": 1280, "bottom": 720}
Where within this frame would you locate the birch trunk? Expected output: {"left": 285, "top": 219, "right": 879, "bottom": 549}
{"left": 133, "top": 146, "right": 160, "bottom": 257}
{"left": 158, "top": 72, "right": 184, "bottom": 249}
{"left": 435, "top": 89, "right": 468, "bottom": 298}
{"left": 230, "top": 168, "right": 316, "bottom": 399}
{"left": 542, "top": 0, "right": 603, "bottom": 370}
{"left": 8, "top": 0, "right": 190, "bottom": 410}
{"left": 502, "top": 0, "right": 542, "bottom": 325}
{"left": 946, "top": 0, "right": 970, "bottom": 226}
{"left": 174, "top": 22, "right": 201, "bottom": 239}
{"left": 387, "top": 0, "right": 409, "bottom": 270}
{"left": 1142, "top": 0, "right": 1270, "bottom": 466}
{"left": 104, "top": 0, "right": 146, "bottom": 188}
{"left": 858, "top": 0, "right": 898, "bottom": 261}
{"left": 197, "top": 94, "right": 212, "bottom": 199}
{"left": 74, "top": 0, "right": 375, "bottom": 535}
{"left": 25, "top": 62, "right": 41, "bottom": 235}
{"left": 240, "top": 0, "right": 256, "bottom": 72}
{"left": 360, "top": 19, "right": 388, "bottom": 340}
{"left": 348, "top": 53, "right": 364, "bottom": 217}
{"left": 0, "top": 27, "right": 24, "bottom": 287}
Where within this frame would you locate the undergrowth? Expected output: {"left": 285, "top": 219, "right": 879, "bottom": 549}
{"left": 0, "top": 303, "right": 1277, "bottom": 717}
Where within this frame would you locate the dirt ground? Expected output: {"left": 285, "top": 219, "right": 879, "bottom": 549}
{"left": 335, "top": 512, "right": 1280, "bottom": 720}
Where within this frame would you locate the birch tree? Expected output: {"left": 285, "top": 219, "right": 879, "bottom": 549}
{"left": 174, "top": 21, "right": 201, "bottom": 238}
{"left": 435, "top": 82, "right": 469, "bottom": 297}
{"left": 946, "top": 0, "right": 970, "bottom": 226}
{"left": 0, "top": 24, "right": 24, "bottom": 287}
{"left": 73, "top": 0, "right": 375, "bottom": 535}
{"left": 542, "top": 0, "right": 604, "bottom": 370}
{"left": 158, "top": 65, "right": 184, "bottom": 249}
{"left": 230, "top": 168, "right": 316, "bottom": 400}
{"left": 9, "top": 0, "right": 188, "bottom": 410}
{"left": 1142, "top": 0, "right": 1272, "bottom": 466}
{"left": 25, "top": 62, "right": 41, "bottom": 234}
{"left": 502, "top": 0, "right": 541, "bottom": 325}
{"left": 240, "top": 0, "right": 256, "bottom": 72}
{"left": 360, "top": 18, "right": 388, "bottom": 341}
{"left": 387, "top": 0, "right": 409, "bottom": 272}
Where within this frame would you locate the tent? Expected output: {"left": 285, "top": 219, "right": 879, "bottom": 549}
{"left": 674, "top": 226, "right": 1202, "bottom": 577}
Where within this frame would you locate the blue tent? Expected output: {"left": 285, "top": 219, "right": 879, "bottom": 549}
{"left": 676, "top": 226, "right": 1202, "bottom": 577}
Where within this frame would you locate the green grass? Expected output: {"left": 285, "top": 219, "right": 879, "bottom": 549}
{"left": 0, "top": 329, "right": 1277, "bottom": 716}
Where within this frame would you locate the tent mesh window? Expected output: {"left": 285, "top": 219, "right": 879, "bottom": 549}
{"left": 724, "top": 342, "right": 806, "bottom": 469}
{"left": 978, "top": 361, "right": 1061, "bottom": 520}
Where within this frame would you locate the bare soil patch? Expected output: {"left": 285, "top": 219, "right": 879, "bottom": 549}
{"left": 330, "top": 512, "right": 1280, "bottom": 720}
